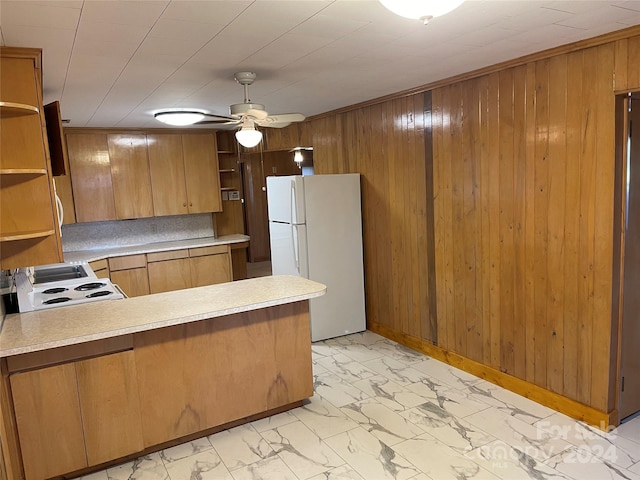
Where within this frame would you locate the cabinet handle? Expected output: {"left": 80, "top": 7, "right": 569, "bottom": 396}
{"left": 183, "top": 203, "right": 187, "bottom": 207}
{"left": 189, "top": 202, "right": 193, "bottom": 207}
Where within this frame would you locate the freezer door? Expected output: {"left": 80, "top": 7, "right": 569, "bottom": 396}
{"left": 266, "top": 175, "right": 306, "bottom": 224}
{"left": 304, "top": 174, "right": 366, "bottom": 341}
{"left": 269, "top": 221, "right": 309, "bottom": 278}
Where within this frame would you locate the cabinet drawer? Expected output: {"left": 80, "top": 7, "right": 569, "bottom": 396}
{"left": 89, "top": 258, "right": 108, "bottom": 272}
{"left": 109, "top": 254, "right": 146, "bottom": 271}
{"left": 189, "top": 245, "right": 229, "bottom": 257}
{"left": 147, "top": 249, "right": 189, "bottom": 263}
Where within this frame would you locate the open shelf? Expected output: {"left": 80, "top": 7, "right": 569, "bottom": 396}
{"left": 0, "top": 101, "right": 39, "bottom": 117}
{"left": 0, "top": 229, "right": 55, "bottom": 242}
{"left": 0, "top": 168, "right": 47, "bottom": 176}
{"left": 220, "top": 187, "right": 236, "bottom": 191}
{"left": 219, "top": 169, "right": 236, "bottom": 173}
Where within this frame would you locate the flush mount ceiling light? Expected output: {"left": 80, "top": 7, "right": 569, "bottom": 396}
{"left": 379, "top": 0, "right": 464, "bottom": 24}
{"left": 235, "top": 122, "right": 262, "bottom": 148}
{"left": 154, "top": 111, "right": 205, "bottom": 126}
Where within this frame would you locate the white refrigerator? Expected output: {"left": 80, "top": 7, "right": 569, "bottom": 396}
{"left": 266, "top": 173, "right": 366, "bottom": 342}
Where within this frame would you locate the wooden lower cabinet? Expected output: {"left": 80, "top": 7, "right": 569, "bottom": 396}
{"left": 76, "top": 351, "right": 144, "bottom": 466}
{"left": 148, "top": 246, "right": 232, "bottom": 294}
{"left": 133, "top": 301, "right": 312, "bottom": 447}
{"left": 189, "top": 246, "right": 232, "bottom": 287}
{"left": 10, "top": 363, "right": 86, "bottom": 480}
{"left": 147, "top": 251, "right": 191, "bottom": 294}
{"left": 109, "top": 254, "right": 149, "bottom": 298}
{"left": 3, "top": 301, "right": 312, "bottom": 479}
{"left": 9, "top": 350, "right": 143, "bottom": 480}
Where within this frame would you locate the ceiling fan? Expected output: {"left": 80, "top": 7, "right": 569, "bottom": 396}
{"left": 154, "top": 72, "right": 305, "bottom": 147}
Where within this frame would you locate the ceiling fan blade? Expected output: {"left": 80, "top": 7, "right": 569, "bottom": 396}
{"left": 246, "top": 108, "right": 268, "bottom": 120}
{"left": 196, "top": 119, "right": 241, "bottom": 125}
{"left": 257, "top": 113, "right": 305, "bottom": 126}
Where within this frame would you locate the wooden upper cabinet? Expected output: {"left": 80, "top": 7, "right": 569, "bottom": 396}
{"left": 67, "top": 133, "right": 117, "bottom": 223}
{"left": 107, "top": 134, "right": 154, "bottom": 219}
{"left": 147, "top": 134, "right": 189, "bottom": 216}
{"left": 182, "top": 133, "right": 222, "bottom": 213}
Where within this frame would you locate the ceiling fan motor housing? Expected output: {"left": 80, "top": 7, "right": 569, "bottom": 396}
{"left": 230, "top": 102, "right": 266, "bottom": 116}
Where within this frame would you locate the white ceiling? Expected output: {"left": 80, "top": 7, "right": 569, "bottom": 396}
{"left": 1, "top": 0, "right": 639, "bottom": 129}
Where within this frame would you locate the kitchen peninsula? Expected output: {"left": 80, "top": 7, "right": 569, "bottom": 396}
{"left": 0, "top": 275, "right": 325, "bottom": 480}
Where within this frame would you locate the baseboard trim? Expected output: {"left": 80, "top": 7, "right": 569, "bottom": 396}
{"left": 368, "top": 322, "right": 616, "bottom": 430}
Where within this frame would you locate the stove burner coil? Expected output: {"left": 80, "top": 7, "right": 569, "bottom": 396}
{"left": 86, "top": 290, "right": 113, "bottom": 298}
{"left": 74, "top": 282, "right": 107, "bottom": 291}
{"left": 42, "top": 287, "right": 69, "bottom": 294}
{"left": 43, "top": 297, "right": 72, "bottom": 304}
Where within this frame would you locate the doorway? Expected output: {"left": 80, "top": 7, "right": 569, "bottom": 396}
{"left": 241, "top": 149, "right": 313, "bottom": 263}
{"left": 618, "top": 92, "right": 640, "bottom": 422}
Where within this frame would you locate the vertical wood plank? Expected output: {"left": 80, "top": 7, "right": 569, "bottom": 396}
{"left": 546, "top": 54, "right": 568, "bottom": 395}
{"left": 577, "top": 46, "right": 598, "bottom": 405}
{"left": 614, "top": 38, "right": 628, "bottom": 92}
{"left": 533, "top": 58, "right": 550, "bottom": 388}
{"left": 479, "top": 75, "right": 492, "bottom": 366}
{"left": 512, "top": 65, "right": 527, "bottom": 379}
{"left": 450, "top": 83, "right": 467, "bottom": 356}
{"left": 487, "top": 72, "right": 502, "bottom": 369}
{"left": 524, "top": 62, "right": 537, "bottom": 384}
{"left": 433, "top": 88, "right": 449, "bottom": 346}
{"left": 462, "top": 80, "right": 481, "bottom": 361}
{"left": 499, "top": 69, "right": 516, "bottom": 374}
{"left": 563, "top": 50, "right": 584, "bottom": 400}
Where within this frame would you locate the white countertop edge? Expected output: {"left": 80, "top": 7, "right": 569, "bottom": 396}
{"left": 63, "top": 234, "right": 249, "bottom": 263}
{"left": 0, "top": 276, "right": 325, "bottom": 358}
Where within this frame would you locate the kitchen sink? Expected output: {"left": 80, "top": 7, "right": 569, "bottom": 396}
{"left": 33, "top": 265, "right": 90, "bottom": 284}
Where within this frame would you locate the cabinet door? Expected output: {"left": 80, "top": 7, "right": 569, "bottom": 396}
{"left": 10, "top": 363, "right": 86, "bottom": 480}
{"left": 147, "top": 134, "right": 189, "bottom": 216}
{"left": 182, "top": 134, "right": 222, "bottom": 213}
{"left": 148, "top": 258, "right": 191, "bottom": 294}
{"left": 190, "top": 253, "right": 232, "bottom": 287}
{"left": 110, "top": 268, "right": 150, "bottom": 297}
{"left": 67, "top": 133, "right": 117, "bottom": 223}
{"left": 76, "top": 351, "right": 144, "bottom": 466}
{"left": 107, "top": 134, "right": 154, "bottom": 219}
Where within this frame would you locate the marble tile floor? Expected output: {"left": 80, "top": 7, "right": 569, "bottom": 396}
{"left": 77, "top": 331, "right": 640, "bottom": 480}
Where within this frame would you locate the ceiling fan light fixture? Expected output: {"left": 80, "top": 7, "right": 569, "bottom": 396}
{"left": 235, "top": 124, "right": 262, "bottom": 148}
{"left": 379, "top": 0, "right": 464, "bottom": 24}
{"left": 154, "top": 111, "right": 205, "bottom": 126}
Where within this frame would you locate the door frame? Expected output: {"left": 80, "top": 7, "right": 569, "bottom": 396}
{"left": 613, "top": 90, "right": 640, "bottom": 423}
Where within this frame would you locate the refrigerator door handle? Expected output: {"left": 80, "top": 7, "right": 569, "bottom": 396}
{"left": 290, "top": 179, "right": 297, "bottom": 224}
{"left": 292, "top": 224, "right": 300, "bottom": 274}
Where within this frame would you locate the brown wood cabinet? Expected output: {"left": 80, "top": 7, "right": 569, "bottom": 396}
{"left": 147, "top": 133, "right": 222, "bottom": 216}
{"left": 147, "top": 134, "right": 189, "bottom": 216}
{"left": 133, "top": 301, "right": 312, "bottom": 448}
{"left": 76, "top": 351, "right": 144, "bottom": 466}
{"left": 66, "top": 133, "right": 117, "bottom": 223}
{"left": 147, "top": 250, "right": 191, "bottom": 294}
{"left": 147, "top": 246, "right": 231, "bottom": 294}
{"left": 107, "top": 134, "right": 154, "bottom": 219}
{"left": 89, "top": 258, "right": 109, "bottom": 279}
{"left": 109, "top": 254, "right": 149, "bottom": 298}
{"left": 0, "top": 47, "right": 63, "bottom": 269}
{"left": 10, "top": 363, "right": 86, "bottom": 480}
{"left": 189, "top": 245, "right": 232, "bottom": 286}
{"left": 182, "top": 133, "right": 222, "bottom": 213}
{"left": 9, "top": 350, "right": 143, "bottom": 480}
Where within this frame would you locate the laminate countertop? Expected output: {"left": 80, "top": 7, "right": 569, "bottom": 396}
{"left": 0, "top": 275, "right": 326, "bottom": 358}
{"left": 63, "top": 234, "right": 249, "bottom": 263}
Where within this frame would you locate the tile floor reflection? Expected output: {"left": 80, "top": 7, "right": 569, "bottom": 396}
{"left": 76, "top": 331, "right": 640, "bottom": 480}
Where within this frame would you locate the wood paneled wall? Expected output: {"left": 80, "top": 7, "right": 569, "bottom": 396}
{"left": 267, "top": 29, "right": 640, "bottom": 421}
